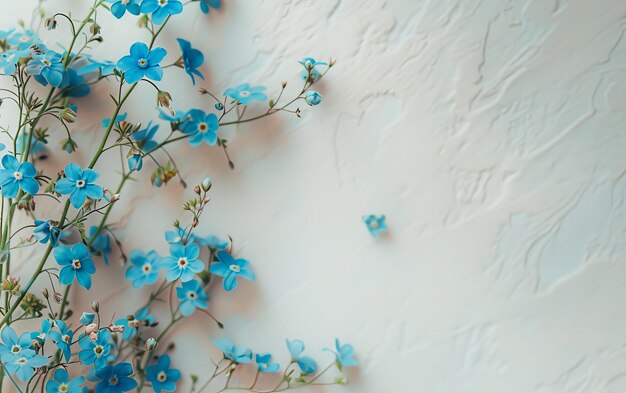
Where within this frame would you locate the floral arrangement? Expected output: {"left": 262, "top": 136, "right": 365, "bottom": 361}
{"left": 0, "top": 0, "right": 357, "bottom": 392}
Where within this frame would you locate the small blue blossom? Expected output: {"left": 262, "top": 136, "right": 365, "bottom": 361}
{"left": 224, "top": 83, "right": 267, "bottom": 105}
{"left": 211, "top": 338, "right": 252, "bottom": 364}
{"left": 106, "top": 0, "right": 142, "bottom": 19}
{"left": 0, "top": 49, "right": 30, "bottom": 75}
{"left": 117, "top": 42, "right": 167, "bottom": 84}
{"left": 3, "top": 348, "right": 48, "bottom": 381}
{"left": 194, "top": 234, "right": 228, "bottom": 249}
{"left": 33, "top": 220, "right": 61, "bottom": 246}
{"left": 49, "top": 320, "right": 74, "bottom": 362}
{"left": 200, "top": 0, "right": 221, "bottom": 13}
{"left": 102, "top": 112, "right": 127, "bottom": 128}
{"left": 210, "top": 250, "right": 255, "bottom": 291}
{"left": 92, "top": 363, "right": 137, "bottom": 393}
{"left": 45, "top": 368, "right": 84, "bottom": 393}
{"left": 115, "top": 307, "right": 154, "bottom": 341}
{"left": 362, "top": 214, "right": 387, "bottom": 237}
{"left": 79, "top": 329, "right": 112, "bottom": 369}
{"left": 16, "top": 133, "right": 46, "bottom": 158}
{"left": 177, "top": 38, "right": 204, "bottom": 84}
{"left": 158, "top": 108, "right": 189, "bottom": 124}
{"left": 330, "top": 339, "right": 357, "bottom": 367}
{"left": 128, "top": 152, "right": 143, "bottom": 171}
{"left": 181, "top": 109, "right": 219, "bottom": 146}
{"left": 78, "top": 57, "right": 117, "bottom": 76}
{"left": 165, "top": 226, "right": 190, "bottom": 244}
{"left": 0, "top": 325, "right": 32, "bottom": 360}
{"left": 163, "top": 242, "right": 203, "bottom": 282}
{"left": 88, "top": 226, "right": 112, "bottom": 265}
{"left": 255, "top": 353, "right": 280, "bottom": 373}
{"left": 141, "top": 0, "right": 183, "bottom": 25}
{"left": 132, "top": 121, "right": 159, "bottom": 152}
{"left": 8, "top": 30, "right": 42, "bottom": 50}
{"left": 301, "top": 68, "right": 321, "bottom": 82}
{"left": 80, "top": 312, "right": 95, "bottom": 325}
{"left": 126, "top": 249, "right": 161, "bottom": 288}
{"left": 54, "top": 243, "right": 96, "bottom": 290}
{"left": 27, "top": 50, "right": 65, "bottom": 87}
{"left": 55, "top": 163, "right": 104, "bottom": 208}
{"left": 176, "top": 279, "right": 208, "bottom": 317}
{"left": 0, "top": 154, "right": 39, "bottom": 198}
{"left": 299, "top": 57, "right": 328, "bottom": 69}
{"left": 30, "top": 319, "right": 52, "bottom": 343}
{"left": 146, "top": 354, "right": 181, "bottom": 393}
{"left": 286, "top": 339, "right": 317, "bottom": 374}
{"left": 304, "top": 90, "right": 322, "bottom": 106}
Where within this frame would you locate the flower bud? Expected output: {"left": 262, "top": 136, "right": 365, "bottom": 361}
{"left": 215, "top": 102, "right": 224, "bottom": 111}
{"left": 109, "top": 324, "right": 125, "bottom": 333}
{"left": 91, "top": 300, "right": 99, "bottom": 312}
{"left": 194, "top": 184, "right": 201, "bottom": 194}
{"left": 40, "top": 288, "right": 49, "bottom": 299}
{"left": 53, "top": 292, "right": 63, "bottom": 303}
{"left": 60, "top": 107, "right": 77, "bottom": 123}
{"left": 110, "top": 194, "right": 120, "bottom": 203}
{"left": 44, "top": 17, "right": 57, "bottom": 30}
{"left": 61, "top": 138, "right": 77, "bottom": 154}
{"left": 201, "top": 177, "right": 212, "bottom": 191}
{"left": 85, "top": 323, "right": 98, "bottom": 335}
{"left": 304, "top": 91, "right": 322, "bottom": 106}
{"left": 90, "top": 22, "right": 101, "bottom": 35}
{"left": 145, "top": 337, "right": 158, "bottom": 351}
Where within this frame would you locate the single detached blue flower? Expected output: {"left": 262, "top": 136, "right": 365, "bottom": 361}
{"left": 54, "top": 243, "right": 96, "bottom": 290}
{"left": 331, "top": 339, "right": 357, "bottom": 367}
{"left": 132, "top": 121, "right": 159, "bottom": 152}
{"left": 224, "top": 83, "right": 267, "bottom": 105}
{"left": 126, "top": 249, "right": 161, "bottom": 288}
{"left": 8, "top": 30, "right": 42, "bottom": 50}
{"left": 210, "top": 250, "right": 255, "bottom": 291}
{"left": 80, "top": 312, "right": 95, "bottom": 325}
{"left": 0, "top": 325, "right": 32, "bottom": 360}
{"left": 141, "top": 0, "right": 183, "bottom": 25}
{"left": 102, "top": 112, "right": 127, "bottom": 128}
{"left": 163, "top": 242, "right": 203, "bottom": 282}
{"left": 304, "top": 90, "right": 322, "bottom": 106}
{"left": 106, "top": 0, "right": 142, "bottom": 18}
{"left": 79, "top": 329, "right": 112, "bottom": 369}
{"left": 115, "top": 307, "right": 154, "bottom": 341}
{"left": 0, "top": 154, "right": 39, "bottom": 198}
{"left": 3, "top": 348, "right": 48, "bottom": 381}
{"left": 34, "top": 220, "right": 61, "bottom": 246}
{"left": 79, "top": 57, "right": 117, "bottom": 76}
{"left": 55, "top": 163, "right": 104, "bottom": 208}
{"left": 45, "top": 368, "right": 84, "bottom": 393}
{"left": 176, "top": 279, "right": 208, "bottom": 317}
{"left": 255, "top": 353, "right": 280, "bottom": 373}
{"left": 88, "top": 226, "right": 111, "bottom": 265}
{"left": 93, "top": 363, "right": 137, "bottom": 393}
{"left": 193, "top": 234, "right": 228, "bottom": 250}
{"left": 286, "top": 339, "right": 317, "bottom": 374}
{"left": 16, "top": 133, "right": 46, "bottom": 158}
{"left": 49, "top": 320, "right": 74, "bottom": 362}
{"left": 181, "top": 109, "right": 219, "bottom": 146}
{"left": 200, "top": 0, "right": 221, "bottom": 13}
{"left": 27, "top": 50, "right": 65, "bottom": 87}
{"left": 211, "top": 338, "right": 252, "bottom": 364}
{"left": 362, "top": 214, "right": 387, "bottom": 237}
{"left": 117, "top": 42, "right": 167, "bottom": 84}
{"left": 146, "top": 354, "right": 181, "bottom": 393}
{"left": 176, "top": 38, "right": 204, "bottom": 84}
{"left": 0, "top": 49, "right": 30, "bottom": 75}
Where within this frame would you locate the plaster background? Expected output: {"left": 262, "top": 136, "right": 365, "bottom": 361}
{"left": 1, "top": 0, "right": 626, "bottom": 392}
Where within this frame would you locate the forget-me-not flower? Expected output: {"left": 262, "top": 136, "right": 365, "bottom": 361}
{"left": 8, "top": 30, "right": 42, "bottom": 50}
{"left": 34, "top": 220, "right": 61, "bottom": 246}
{"left": 115, "top": 307, "right": 154, "bottom": 341}
{"left": 330, "top": 338, "right": 357, "bottom": 368}
{"left": 54, "top": 243, "right": 96, "bottom": 290}
{"left": 3, "top": 348, "right": 48, "bottom": 381}
{"left": 177, "top": 38, "right": 204, "bottom": 84}
{"left": 49, "top": 320, "right": 74, "bottom": 362}
{"left": 126, "top": 249, "right": 162, "bottom": 288}
{"left": 45, "top": 368, "right": 84, "bottom": 393}
{"left": 255, "top": 353, "right": 280, "bottom": 373}
{"left": 224, "top": 83, "right": 267, "bottom": 105}
{"left": 304, "top": 90, "right": 322, "bottom": 106}
{"left": 200, "top": 0, "right": 221, "bottom": 13}
{"left": 141, "top": 0, "right": 183, "bottom": 25}
{"left": 163, "top": 242, "right": 203, "bottom": 282}
{"left": 106, "top": 0, "right": 142, "bottom": 19}
{"left": 78, "top": 57, "right": 117, "bottom": 76}
{"left": 181, "top": 109, "right": 219, "bottom": 146}
{"left": 79, "top": 329, "right": 112, "bottom": 369}
{"left": 362, "top": 214, "right": 387, "bottom": 237}
{"left": 27, "top": 50, "right": 65, "bottom": 87}
{"left": 117, "top": 42, "right": 167, "bottom": 84}
{"left": 0, "top": 154, "right": 39, "bottom": 198}
{"left": 92, "top": 362, "right": 137, "bottom": 393}
{"left": 0, "top": 325, "right": 32, "bottom": 360}
{"left": 210, "top": 250, "right": 255, "bottom": 291}
{"left": 55, "top": 163, "right": 104, "bottom": 208}
{"left": 194, "top": 234, "right": 228, "bottom": 250}
{"left": 211, "top": 338, "right": 252, "bottom": 364}
{"left": 88, "top": 226, "right": 112, "bottom": 265}
{"left": 146, "top": 354, "right": 181, "bottom": 393}
{"left": 0, "top": 49, "right": 30, "bottom": 75}
{"left": 176, "top": 279, "right": 208, "bottom": 317}
{"left": 286, "top": 339, "right": 317, "bottom": 374}
{"left": 16, "top": 133, "right": 46, "bottom": 158}
{"left": 132, "top": 121, "right": 159, "bottom": 152}
{"left": 102, "top": 112, "right": 127, "bottom": 128}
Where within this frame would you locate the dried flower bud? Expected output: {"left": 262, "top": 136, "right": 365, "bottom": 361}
{"left": 329, "top": 58, "right": 336, "bottom": 67}
{"left": 60, "top": 107, "right": 77, "bottom": 123}
{"left": 40, "top": 288, "right": 49, "bottom": 299}
{"left": 89, "top": 332, "right": 98, "bottom": 342}
{"left": 145, "top": 337, "right": 158, "bottom": 351}
{"left": 91, "top": 300, "right": 99, "bottom": 312}
{"left": 156, "top": 90, "right": 172, "bottom": 110}
{"left": 44, "top": 17, "right": 57, "bottom": 30}
{"left": 129, "top": 319, "right": 140, "bottom": 328}
{"left": 194, "top": 184, "right": 201, "bottom": 195}
{"left": 110, "top": 194, "right": 120, "bottom": 203}
{"left": 61, "top": 138, "right": 78, "bottom": 154}
{"left": 90, "top": 22, "right": 101, "bottom": 35}
{"left": 281, "top": 81, "right": 287, "bottom": 88}
{"left": 85, "top": 323, "right": 98, "bottom": 335}
{"left": 53, "top": 292, "right": 63, "bottom": 304}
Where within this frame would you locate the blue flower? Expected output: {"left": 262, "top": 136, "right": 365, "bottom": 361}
{"left": 55, "top": 163, "right": 104, "bottom": 208}
{"left": 362, "top": 214, "right": 387, "bottom": 237}
{"left": 8, "top": 30, "right": 42, "bottom": 50}
{"left": 0, "top": 325, "right": 32, "bottom": 360}
{"left": 199, "top": 0, "right": 221, "bottom": 13}
{"left": 106, "top": 0, "right": 142, "bottom": 18}
{"left": 165, "top": 226, "right": 189, "bottom": 244}
{"left": 181, "top": 109, "right": 219, "bottom": 146}
{"left": 146, "top": 354, "right": 181, "bottom": 393}
{"left": 163, "top": 242, "right": 203, "bottom": 282}
{"left": 300, "top": 68, "right": 321, "bottom": 82}
{"left": 132, "top": 121, "right": 159, "bottom": 152}
{"left": 88, "top": 226, "right": 111, "bottom": 265}
{"left": 49, "top": 320, "right": 74, "bottom": 362}
{"left": 80, "top": 312, "right": 96, "bottom": 325}
{"left": 330, "top": 339, "right": 357, "bottom": 367}
{"left": 304, "top": 90, "right": 322, "bottom": 106}
{"left": 79, "top": 329, "right": 112, "bottom": 369}
{"left": 176, "top": 279, "right": 208, "bottom": 317}
{"left": 54, "top": 243, "right": 96, "bottom": 290}
{"left": 299, "top": 57, "right": 328, "bottom": 69}
{"left": 93, "top": 363, "right": 137, "bottom": 393}
{"left": 117, "top": 42, "right": 167, "bottom": 84}
{"left": 0, "top": 49, "right": 30, "bottom": 75}
{"left": 34, "top": 220, "right": 60, "bottom": 246}
{"left": 30, "top": 319, "right": 52, "bottom": 343}
{"left": 194, "top": 234, "right": 228, "bottom": 250}
{"left": 126, "top": 249, "right": 161, "bottom": 288}
{"left": 102, "top": 112, "right": 127, "bottom": 128}
{"left": 45, "top": 368, "right": 84, "bottom": 393}
{"left": 3, "top": 348, "right": 48, "bottom": 381}
{"left": 16, "top": 133, "right": 46, "bottom": 158}
{"left": 210, "top": 250, "right": 255, "bottom": 291}
{"left": 128, "top": 153, "right": 142, "bottom": 171}
{"left": 224, "top": 83, "right": 267, "bottom": 105}
{"left": 78, "top": 57, "right": 117, "bottom": 76}
{"left": 141, "top": 0, "right": 183, "bottom": 25}
{"left": 176, "top": 38, "right": 204, "bottom": 84}
{"left": 286, "top": 339, "right": 317, "bottom": 374}
{"left": 59, "top": 68, "right": 90, "bottom": 97}
{"left": 0, "top": 154, "right": 39, "bottom": 198}
{"left": 255, "top": 353, "right": 280, "bottom": 373}
{"left": 158, "top": 108, "right": 189, "bottom": 124}
{"left": 115, "top": 307, "right": 154, "bottom": 341}
{"left": 27, "top": 50, "right": 65, "bottom": 87}
{"left": 211, "top": 338, "right": 252, "bottom": 364}
{"left": 0, "top": 29, "right": 15, "bottom": 39}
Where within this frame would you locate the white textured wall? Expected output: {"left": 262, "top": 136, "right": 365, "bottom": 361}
{"left": 2, "top": 0, "right": 626, "bottom": 392}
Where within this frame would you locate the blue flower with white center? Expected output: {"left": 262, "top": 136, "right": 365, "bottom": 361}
{"left": 54, "top": 243, "right": 96, "bottom": 290}
{"left": 126, "top": 249, "right": 161, "bottom": 288}
{"left": 176, "top": 279, "right": 208, "bottom": 317}
{"left": 286, "top": 339, "right": 317, "bottom": 374}
{"left": 92, "top": 363, "right": 137, "bottom": 393}
{"left": 115, "top": 307, "right": 154, "bottom": 341}
{"left": 88, "top": 226, "right": 112, "bottom": 265}
{"left": 329, "top": 338, "right": 357, "bottom": 367}
{"left": 199, "top": 0, "right": 221, "bottom": 13}
{"left": 30, "top": 319, "right": 52, "bottom": 343}
{"left": 140, "top": 0, "right": 183, "bottom": 25}
{"left": 34, "top": 220, "right": 60, "bottom": 246}
{"left": 16, "top": 133, "right": 46, "bottom": 158}
{"left": 0, "top": 325, "right": 32, "bottom": 361}
{"left": 304, "top": 90, "right": 322, "bottom": 106}
{"left": 27, "top": 50, "right": 65, "bottom": 87}
{"left": 0, "top": 49, "right": 30, "bottom": 75}
{"left": 106, "top": 0, "right": 142, "bottom": 18}
{"left": 362, "top": 214, "right": 387, "bottom": 237}
{"left": 210, "top": 250, "right": 255, "bottom": 291}
{"left": 194, "top": 234, "right": 228, "bottom": 250}
{"left": 0, "top": 154, "right": 39, "bottom": 198}
{"left": 299, "top": 57, "right": 328, "bottom": 69}
{"left": 102, "top": 112, "right": 127, "bottom": 128}
{"left": 224, "top": 83, "right": 267, "bottom": 105}
{"left": 255, "top": 353, "right": 280, "bottom": 373}
{"left": 211, "top": 338, "right": 252, "bottom": 364}
{"left": 45, "top": 368, "right": 84, "bottom": 393}
{"left": 8, "top": 30, "right": 42, "bottom": 50}
{"left": 117, "top": 42, "right": 167, "bottom": 84}
{"left": 80, "top": 312, "right": 95, "bottom": 325}
{"left": 176, "top": 38, "right": 204, "bottom": 85}
{"left": 132, "top": 121, "right": 159, "bottom": 152}
{"left": 3, "top": 348, "right": 48, "bottom": 381}
{"left": 181, "top": 109, "right": 219, "bottom": 146}
{"left": 55, "top": 163, "right": 104, "bottom": 208}
{"left": 79, "top": 329, "right": 112, "bottom": 369}
{"left": 78, "top": 57, "right": 116, "bottom": 76}
{"left": 48, "top": 320, "right": 74, "bottom": 362}
{"left": 146, "top": 354, "right": 181, "bottom": 393}
{"left": 163, "top": 242, "right": 203, "bottom": 282}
